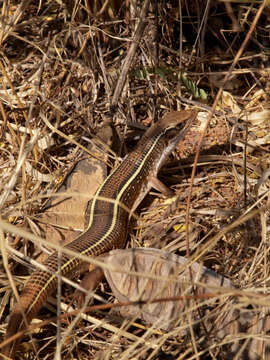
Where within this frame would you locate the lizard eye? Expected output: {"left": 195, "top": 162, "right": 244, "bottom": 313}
{"left": 165, "top": 128, "right": 178, "bottom": 139}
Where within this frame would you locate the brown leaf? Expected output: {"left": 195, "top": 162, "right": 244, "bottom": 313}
{"left": 38, "top": 147, "right": 108, "bottom": 262}
{"left": 103, "top": 248, "right": 234, "bottom": 331}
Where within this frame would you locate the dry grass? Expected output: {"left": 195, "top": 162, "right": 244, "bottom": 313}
{"left": 1, "top": 0, "right": 270, "bottom": 359}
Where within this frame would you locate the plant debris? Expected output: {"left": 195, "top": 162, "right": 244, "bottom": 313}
{"left": 1, "top": 1, "right": 270, "bottom": 359}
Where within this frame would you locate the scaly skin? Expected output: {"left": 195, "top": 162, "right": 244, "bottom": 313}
{"left": 1, "top": 110, "right": 197, "bottom": 358}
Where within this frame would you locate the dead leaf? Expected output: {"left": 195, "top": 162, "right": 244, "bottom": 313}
{"left": 103, "top": 248, "right": 234, "bottom": 331}
{"left": 38, "top": 133, "right": 112, "bottom": 261}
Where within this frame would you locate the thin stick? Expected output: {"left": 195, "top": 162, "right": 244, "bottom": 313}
{"left": 111, "top": 0, "right": 151, "bottom": 109}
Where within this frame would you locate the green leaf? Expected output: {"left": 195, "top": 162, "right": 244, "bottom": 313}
{"left": 181, "top": 72, "right": 208, "bottom": 101}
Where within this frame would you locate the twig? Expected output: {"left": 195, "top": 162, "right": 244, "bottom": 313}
{"left": 111, "top": 0, "right": 151, "bottom": 109}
